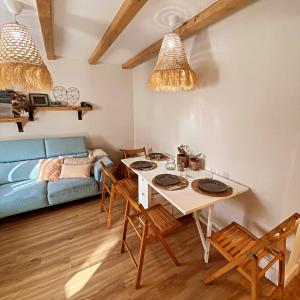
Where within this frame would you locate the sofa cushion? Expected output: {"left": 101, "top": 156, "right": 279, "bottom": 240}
{"left": 0, "top": 159, "right": 40, "bottom": 185}
{"left": 45, "top": 137, "right": 88, "bottom": 158}
{"left": 0, "top": 139, "right": 46, "bottom": 163}
{"left": 47, "top": 178, "right": 99, "bottom": 205}
{"left": 0, "top": 180, "right": 48, "bottom": 218}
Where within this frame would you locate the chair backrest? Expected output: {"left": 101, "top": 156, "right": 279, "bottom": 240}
{"left": 120, "top": 147, "right": 147, "bottom": 178}
{"left": 261, "top": 213, "right": 300, "bottom": 243}
{"left": 119, "top": 182, "right": 159, "bottom": 235}
{"left": 100, "top": 161, "right": 117, "bottom": 196}
{"left": 247, "top": 213, "right": 300, "bottom": 258}
{"left": 120, "top": 147, "right": 147, "bottom": 159}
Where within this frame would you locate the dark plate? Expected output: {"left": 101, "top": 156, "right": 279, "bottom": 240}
{"left": 154, "top": 174, "right": 180, "bottom": 187}
{"left": 198, "top": 179, "right": 229, "bottom": 193}
{"left": 148, "top": 152, "right": 165, "bottom": 159}
{"left": 130, "top": 161, "right": 152, "bottom": 169}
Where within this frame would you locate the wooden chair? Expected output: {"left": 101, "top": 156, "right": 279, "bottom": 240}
{"left": 119, "top": 183, "right": 181, "bottom": 289}
{"left": 100, "top": 161, "right": 137, "bottom": 228}
{"left": 204, "top": 213, "right": 300, "bottom": 300}
{"left": 120, "top": 147, "right": 147, "bottom": 179}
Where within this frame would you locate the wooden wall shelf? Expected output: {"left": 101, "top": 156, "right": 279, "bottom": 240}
{"left": 0, "top": 117, "right": 30, "bottom": 132}
{"left": 33, "top": 106, "right": 92, "bottom": 120}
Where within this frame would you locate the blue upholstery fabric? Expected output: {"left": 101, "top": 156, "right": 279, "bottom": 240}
{"left": 45, "top": 137, "right": 88, "bottom": 158}
{"left": 0, "top": 137, "right": 113, "bottom": 218}
{"left": 0, "top": 180, "right": 48, "bottom": 218}
{"left": 94, "top": 156, "right": 113, "bottom": 182}
{"left": 0, "top": 139, "right": 45, "bottom": 162}
{"left": 47, "top": 178, "right": 99, "bottom": 205}
{"left": 0, "top": 159, "right": 40, "bottom": 184}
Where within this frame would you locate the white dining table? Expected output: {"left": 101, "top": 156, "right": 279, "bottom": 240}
{"left": 121, "top": 156, "right": 249, "bottom": 263}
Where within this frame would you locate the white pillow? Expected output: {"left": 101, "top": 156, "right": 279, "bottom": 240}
{"left": 60, "top": 164, "right": 91, "bottom": 179}
{"left": 63, "top": 157, "right": 95, "bottom": 165}
{"left": 88, "top": 149, "right": 108, "bottom": 158}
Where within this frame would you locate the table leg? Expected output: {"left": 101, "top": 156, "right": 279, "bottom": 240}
{"left": 138, "top": 175, "right": 152, "bottom": 208}
{"left": 205, "top": 205, "right": 214, "bottom": 263}
{"left": 193, "top": 205, "right": 215, "bottom": 263}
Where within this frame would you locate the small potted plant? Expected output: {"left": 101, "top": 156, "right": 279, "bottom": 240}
{"left": 189, "top": 154, "right": 203, "bottom": 171}
{"left": 177, "top": 144, "right": 189, "bottom": 168}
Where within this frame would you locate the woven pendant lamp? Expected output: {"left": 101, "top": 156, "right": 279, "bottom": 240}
{"left": 149, "top": 32, "right": 198, "bottom": 92}
{"left": 0, "top": 22, "right": 53, "bottom": 91}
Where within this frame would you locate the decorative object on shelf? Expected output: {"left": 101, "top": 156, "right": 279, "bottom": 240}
{"left": 0, "top": 90, "right": 13, "bottom": 117}
{"left": 10, "top": 90, "right": 28, "bottom": 117}
{"left": 149, "top": 16, "right": 198, "bottom": 92}
{"left": 0, "top": 1, "right": 53, "bottom": 91}
{"left": 53, "top": 86, "right": 80, "bottom": 106}
{"left": 29, "top": 93, "right": 49, "bottom": 107}
{"left": 177, "top": 144, "right": 189, "bottom": 168}
{"left": 49, "top": 101, "right": 63, "bottom": 107}
{"left": 80, "top": 101, "right": 92, "bottom": 109}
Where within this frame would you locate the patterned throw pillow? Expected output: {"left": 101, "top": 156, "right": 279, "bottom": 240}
{"left": 38, "top": 158, "right": 64, "bottom": 181}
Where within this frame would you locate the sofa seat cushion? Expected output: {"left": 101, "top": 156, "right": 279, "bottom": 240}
{"left": 0, "top": 180, "right": 48, "bottom": 218}
{"left": 47, "top": 178, "right": 99, "bottom": 205}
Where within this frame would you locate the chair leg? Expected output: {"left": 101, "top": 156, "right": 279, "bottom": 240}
{"left": 203, "top": 259, "right": 241, "bottom": 285}
{"left": 250, "top": 259, "right": 259, "bottom": 300}
{"left": 278, "top": 239, "right": 286, "bottom": 300}
{"left": 100, "top": 187, "right": 106, "bottom": 213}
{"left": 107, "top": 189, "right": 115, "bottom": 228}
{"left": 157, "top": 234, "right": 180, "bottom": 266}
{"left": 121, "top": 201, "right": 130, "bottom": 254}
{"left": 136, "top": 227, "right": 148, "bottom": 289}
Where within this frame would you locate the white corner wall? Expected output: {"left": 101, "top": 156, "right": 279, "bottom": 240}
{"left": 132, "top": 0, "right": 300, "bottom": 267}
{"left": 0, "top": 59, "right": 134, "bottom": 162}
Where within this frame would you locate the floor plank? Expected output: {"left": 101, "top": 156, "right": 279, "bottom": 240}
{"left": 0, "top": 197, "right": 299, "bottom": 300}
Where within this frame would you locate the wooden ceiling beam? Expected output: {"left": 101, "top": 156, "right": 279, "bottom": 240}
{"left": 88, "top": 0, "right": 148, "bottom": 65}
{"left": 122, "top": 0, "right": 257, "bottom": 69}
{"left": 36, "top": 0, "right": 55, "bottom": 60}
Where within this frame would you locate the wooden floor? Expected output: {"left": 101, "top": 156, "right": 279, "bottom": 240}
{"left": 0, "top": 197, "right": 299, "bottom": 300}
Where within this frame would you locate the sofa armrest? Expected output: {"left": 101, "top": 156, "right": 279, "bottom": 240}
{"left": 93, "top": 156, "right": 113, "bottom": 182}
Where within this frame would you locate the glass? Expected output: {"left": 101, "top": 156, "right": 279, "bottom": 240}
{"left": 165, "top": 157, "right": 176, "bottom": 170}
{"left": 185, "top": 168, "right": 194, "bottom": 179}
{"left": 177, "top": 162, "right": 184, "bottom": 172}
{"left": 204, "top": 170, "right": 213, "bottom": 179}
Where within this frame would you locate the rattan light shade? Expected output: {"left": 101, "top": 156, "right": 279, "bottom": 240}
{"left": 149, "top": 33, "right": 198, "bottom": 92}
{"left": 0, "top": 22, "right": 53, "bottom": 91}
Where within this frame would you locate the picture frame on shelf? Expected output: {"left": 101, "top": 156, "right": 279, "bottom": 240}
{"left": 29, "top": 93, "right": 49, "bottom": 107}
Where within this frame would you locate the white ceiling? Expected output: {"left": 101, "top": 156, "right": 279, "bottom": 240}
{"left": 0, "top": 0, "right": 216, "bottom": 64}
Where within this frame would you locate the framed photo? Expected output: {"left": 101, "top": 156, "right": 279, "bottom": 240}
{"left": 29, "top": 93, "right": 49, "bottom": 107}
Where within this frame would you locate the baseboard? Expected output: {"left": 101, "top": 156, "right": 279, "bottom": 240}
{"left": 285, "top": 262, "right": 299, "bottom": 286}
{"left": 197, "top": 213, "right": 279, "bottom": 285}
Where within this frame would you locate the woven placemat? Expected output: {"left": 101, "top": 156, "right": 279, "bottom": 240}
{"left": 147, "top": 153, "right": 169, "bottom": 161}
{"left": 152, "top": 176, "right": 189, "bottom": 191}
{"left": 191, "top": 179, "right": 233, "bottom": 197}
{"left": 129, "top": 161, "right": 157, "bottom": 171}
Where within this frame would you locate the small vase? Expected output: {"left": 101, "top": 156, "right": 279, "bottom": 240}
{"left": 177, "top": 154, "right": 189, "bottom": 168}
{"left": 189, "top": 157, "right": 201, "bottom": 171}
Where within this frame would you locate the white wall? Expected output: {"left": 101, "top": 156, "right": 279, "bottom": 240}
{"left": 0, "top": 59, "right": 133, "bottom": 162}
{"left": 133, "top": 0, "right": 300, "bottom": 241}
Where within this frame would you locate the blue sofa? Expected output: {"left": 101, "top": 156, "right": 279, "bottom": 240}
{"left": 0, "top": 136, "right": 112, "bottom": 218}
